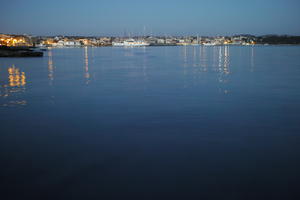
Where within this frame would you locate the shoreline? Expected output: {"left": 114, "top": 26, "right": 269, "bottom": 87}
{"left": 0, "top": 46, "right": 43, "bottom": 57}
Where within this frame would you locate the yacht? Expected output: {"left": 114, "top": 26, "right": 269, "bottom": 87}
{"left": 112, "top": 39, "right": 149, "bottom": 47}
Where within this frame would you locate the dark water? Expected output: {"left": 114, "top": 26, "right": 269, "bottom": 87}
{"left": 1, "top": 46, "right": 300, "bottom": 199}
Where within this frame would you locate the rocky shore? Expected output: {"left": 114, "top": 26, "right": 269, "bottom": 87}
{"left": 0, "top": 46, "right": 43, "bottom": 57}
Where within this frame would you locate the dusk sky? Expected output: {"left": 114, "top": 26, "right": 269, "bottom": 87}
{"left": 1, "top": 0, "right": 300, "bottom": 36}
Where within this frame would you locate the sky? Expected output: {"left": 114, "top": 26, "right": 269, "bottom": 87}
{"left": 1, "top": 0, "right": 300, "bottom": 36}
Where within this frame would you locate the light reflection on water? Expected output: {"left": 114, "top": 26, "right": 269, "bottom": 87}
{"left": 84, "top": 46, "right": 90, "bottom": 85}
{"left": 48, "top": 48, "right": 54, "bottom": 84}
{"left": 180, "top": 45, "right": 233, "bottom": 93}
{"left": 0, "top": 46, "right": 260, "bottom": 108}
{"left": 1, "top": 46, "right": 300, "bottom": 199}
{"left": 0, "top": 65, "right": 27, "bottom": 107}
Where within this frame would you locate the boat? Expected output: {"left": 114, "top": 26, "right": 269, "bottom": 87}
{"left": 112, "top": 39, "right": 150, "bottom": 47}
{"left": 203, "top": 42, "right": 217, "bottom": 46}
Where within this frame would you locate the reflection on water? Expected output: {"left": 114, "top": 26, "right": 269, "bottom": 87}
{"left": 8, "top": 65, "right": 26, "bottom": 87}
{"left": 1, "top": 46, "right": 300, "bottom": 199}
{"left": 0, "top": 46, "right": 257, "bottom": 107}
{"left": 251, "top": 46, "right": 255, "bottom": 72}
{"left": 181, "top": 46, "right": 232, "bottom": 93}
{"left": 84, "top": 47, "right": 90, "bottom": 84}
{"left": 182, "top": 46, "right": 187, "bottom": 69}
{"left": 48, "top": 49, "right": 54, "bottom": 85}
{"left": 142, "top": 47, "right": 148, "bottom": 85}
{"left": 200, "top": 46, "right": 207, "bottom": 72}
{"left": 0, "top": 65, "right": 27, "bottom": 107}
{"left": 181, "top": 46, "right": 188, "bottom": 88}
{"left": 218, "top": 46, "right": 230, "bottom": 94}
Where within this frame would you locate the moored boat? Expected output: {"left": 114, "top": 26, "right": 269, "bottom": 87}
{"left": 112, "top": 39, "right": 149, "bottom": 47}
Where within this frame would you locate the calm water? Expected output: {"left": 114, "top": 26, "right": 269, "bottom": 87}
{"left": 1, "top": 46, "right": 300, "bottom": 199}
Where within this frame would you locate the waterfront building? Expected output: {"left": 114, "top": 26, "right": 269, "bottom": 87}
{"left": 0, "top": 34, "right": 31, "bottom": 46}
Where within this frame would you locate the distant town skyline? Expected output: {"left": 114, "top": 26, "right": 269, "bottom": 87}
{"left": 1, "top": 0, "right": 300, "bottom": 36}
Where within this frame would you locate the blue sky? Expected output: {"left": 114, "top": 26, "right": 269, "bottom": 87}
{"left": 1, "top": 0, "right": 300, "bottom": 36}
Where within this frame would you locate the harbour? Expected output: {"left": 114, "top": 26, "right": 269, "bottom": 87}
{"left": 1, "top": 0, "right": 300, "bottom": 199}
{"left": 1, "top": 45, "right": 300, "bottom": 199}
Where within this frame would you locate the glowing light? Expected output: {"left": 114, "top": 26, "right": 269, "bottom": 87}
{"left": 8, "top": 65, "right": 26, "bottom": 87}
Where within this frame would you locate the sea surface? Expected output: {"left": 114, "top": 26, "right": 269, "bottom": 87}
{"left": 1, "top": 46, "right": 300, "bottom": 199}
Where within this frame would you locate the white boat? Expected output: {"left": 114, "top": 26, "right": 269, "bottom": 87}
{"left": 112, "top": 39, "right": 149, "bottom": 47}
{"left": 203, "top": 42, "right": 217, "bottom": 46}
